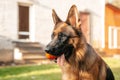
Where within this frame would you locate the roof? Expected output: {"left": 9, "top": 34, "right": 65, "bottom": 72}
{"left": 106, "top": 3, "right": 120, "bottom": 11}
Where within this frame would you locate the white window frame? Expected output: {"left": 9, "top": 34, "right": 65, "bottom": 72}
{"left": 109, "top": 26, "right": 120, "bottom": 49}
{"left": 18, "top": 3, "right": 35, "bottom": 42}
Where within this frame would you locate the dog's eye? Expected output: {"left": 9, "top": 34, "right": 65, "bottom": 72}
{"left": 58, "top": 32, "right": 62, "bottom": 37}
{"left": 58, "top": 33, "right": 67, "bottom": 41}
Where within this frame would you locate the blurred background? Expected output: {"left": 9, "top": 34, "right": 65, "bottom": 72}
{"left": 0, "top": 0, "right": 120, "bottom": 80}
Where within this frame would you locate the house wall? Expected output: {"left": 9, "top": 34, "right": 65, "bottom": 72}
{"left": 114, "top": 10, "right": 120, "bottom": 26}
{"left": 0, "top": 0, "right": 105, "bottom": 48}
{"left": 0, "top": 36, "right": 14, "bottom": 63}
{"left": 0, "top": 0, "right": 18, "bottom": 40}
{"left": 105, "top": 4, "right": 120, "bottom": 54}
{"left": 0, "top": 0, "right": 107, "bottom": 63}
{"left": 35, "top": 0, "right": 105, "bottom": 48}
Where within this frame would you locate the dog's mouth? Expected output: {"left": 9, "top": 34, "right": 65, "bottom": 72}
{"left": 45, "top": 44, "right": 73, "bottom": 65}
{"left": 46, "top": 47, "right": 65, "bottom": 61}
{"left": 56, "top": 45, "right": 73, "bottom": 65}
{"left": 56, "top": 54, "right": 65, "bottom": 66}
{"left": 45, "top": 52, "right": 65, "bottom": 65}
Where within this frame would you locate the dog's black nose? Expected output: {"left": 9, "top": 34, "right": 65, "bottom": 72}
{"left": 45, "top": 47, "right": 50, "bottom": 53}
{"left": 45, "top": 46, "right": 55, "bottom": 54}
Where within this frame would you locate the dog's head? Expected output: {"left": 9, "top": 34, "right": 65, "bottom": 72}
{"left": 45, "top": 5, "right": 83, "bottom": 60}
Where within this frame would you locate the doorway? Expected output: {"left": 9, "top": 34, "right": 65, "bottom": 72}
{"left": 18, "top": 5, "right": 29, "bottom": 39}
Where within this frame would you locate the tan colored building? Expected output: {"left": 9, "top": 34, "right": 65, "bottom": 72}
{"left": 105, "top": 3, "right": 120, "bottom": 55}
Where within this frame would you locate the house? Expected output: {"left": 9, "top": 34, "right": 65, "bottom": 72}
{"left": 104, "top": 3, "right": 120, "bottom": 55}
{"left": 0, "top": 0, "right": 105, "bottom": 63}
{"left": 0, "top": 0, "right": 105, "bottom": 45}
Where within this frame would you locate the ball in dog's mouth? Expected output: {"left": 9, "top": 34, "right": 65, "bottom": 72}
{"left": 45, "top": 53, "right": 65, "bottom": 65}
{"left": 45, "top": 53, "right": 57, "bottom": 60}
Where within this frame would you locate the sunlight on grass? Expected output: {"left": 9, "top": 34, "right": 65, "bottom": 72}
{"left": 103, "top": 57, "right": 120, "bottom": 68}
{"left": 0, "top": 64, "right": 61, "bottom": 80}
{"left": 103, "top": 57, "right": 120, "bottom": 80}
{"left": 2, "top": 68, "right": 61, "bottom": 79}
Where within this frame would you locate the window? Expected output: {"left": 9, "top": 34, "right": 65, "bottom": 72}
{"left": 19, "top": 5, "right": 29, "bottom": 39}
{"left": 109, "top": 26, "right": 120, "bottom": 49}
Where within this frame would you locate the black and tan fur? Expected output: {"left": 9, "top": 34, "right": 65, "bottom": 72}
{"left": 45, "top": 5, "right": 114, "bottom": 80}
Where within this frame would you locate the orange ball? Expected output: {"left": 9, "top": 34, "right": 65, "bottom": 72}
{"left": 45, "top": 53, "right": 57, "bottom": 60}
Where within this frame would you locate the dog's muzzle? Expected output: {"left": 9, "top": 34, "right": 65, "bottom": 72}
{"left": 45, "top": 44, "right": 64, "bottom": 57}
{"left": 45, "top": 46, "right": 54, "bottom": 54}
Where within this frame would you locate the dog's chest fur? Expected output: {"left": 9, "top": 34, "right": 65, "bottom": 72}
{"left": 61, "top": 63, "right": 79, "bottom": 80}
{"left": 60, "top": 46, "right": 102, "bottom": 80}
{"left": 61, "top": 61, "right": 94, "bottom": 80}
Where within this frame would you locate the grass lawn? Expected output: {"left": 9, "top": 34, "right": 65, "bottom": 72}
{"left": 0, "top": 57, "right": 120, "bottom": 80}
{"left": 103, "top": 57, "right": 120, "bottom": 80}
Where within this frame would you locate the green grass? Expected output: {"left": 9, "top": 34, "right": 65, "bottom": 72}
{"left": 0, "top": 64, "right": 61, "bottom": 80}
{"left": 0, "top": 57, "right": 120, "bottom": 80}
{"left": 103, "top": 57, "right": 120, "bottom": 80}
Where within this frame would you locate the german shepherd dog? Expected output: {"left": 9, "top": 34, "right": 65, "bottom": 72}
{"left": 45, "top": 5, "right": 114, "bottom": 80}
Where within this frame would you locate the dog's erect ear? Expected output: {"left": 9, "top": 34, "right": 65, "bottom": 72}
{"left": 66, "top": 5, "right": 81, "bottom": 29}
{"left": 52, "top": 9, "right": 62, "bottom": 24}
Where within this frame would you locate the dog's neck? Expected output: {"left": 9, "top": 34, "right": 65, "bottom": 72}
{"left": 67, "top": 36, "right": 87, "bottom": 68}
